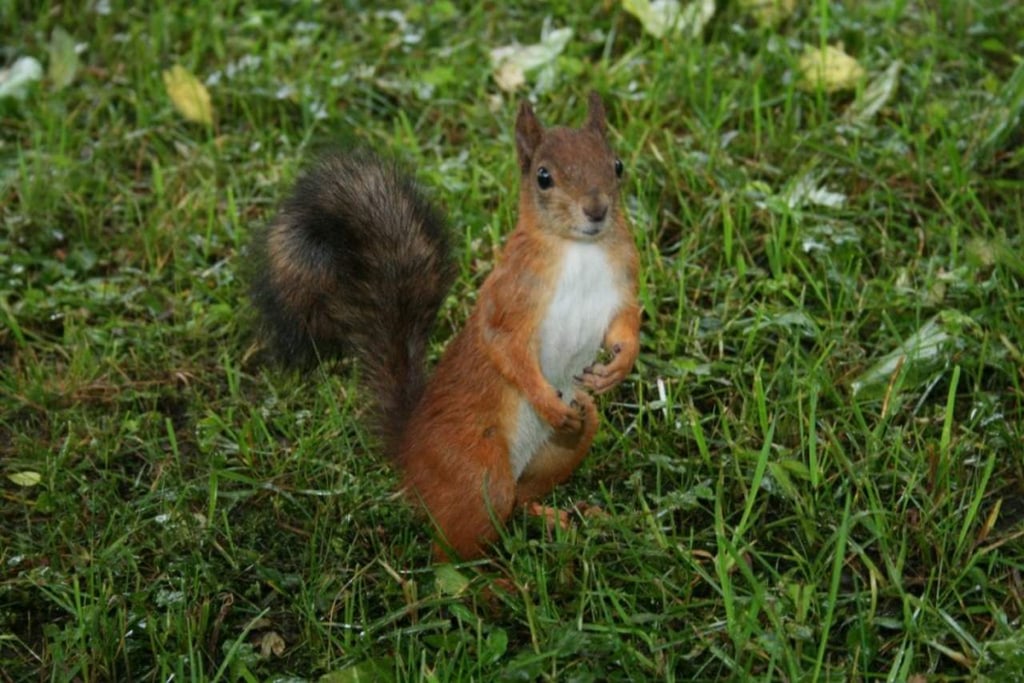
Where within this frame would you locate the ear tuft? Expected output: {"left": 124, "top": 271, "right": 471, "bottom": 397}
{"left": 515, "top": 101, "right": 544, "bottom": 173}
{"left": 586, "top": 91, "right": 607, "bottom": 135}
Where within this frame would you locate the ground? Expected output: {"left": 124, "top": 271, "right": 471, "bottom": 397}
{"left": 2, "top": 1, "right": 1023, "bottom": 681}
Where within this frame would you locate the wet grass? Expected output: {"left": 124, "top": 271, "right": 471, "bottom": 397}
{"left": 2, "top": 1, "right": 1023, "bottom": 680}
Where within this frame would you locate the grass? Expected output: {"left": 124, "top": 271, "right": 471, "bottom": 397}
{"left": 2, "top": 0, "right": 1023, "bottom": 680}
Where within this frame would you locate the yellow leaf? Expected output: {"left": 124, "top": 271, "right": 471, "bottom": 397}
{"left": 8, "top": 471, "right": 42, "bottom": 487}
{"left": 738, "top": 0, "right": 795, "bottom": 27}
{"left": 48, "top": 27, "right": 79, "bottom": 91}
{"left": 622, "top": 0, "right": 714, "bottom": 39}
{"left": 798, "top": 44, "right": 866, "bottom": 93}
{"left": 162, "top": 64, "right": 213, "bottom": 126}
{"left": 257, "top": 630, "right": 286, "bottom": 658}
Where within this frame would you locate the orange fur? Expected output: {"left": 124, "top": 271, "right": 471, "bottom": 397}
{"left": 253, "top": 95, "right": 640, "bottom": 562}
{"left": 398, "top": 94, "right": 640, "bottom": 560}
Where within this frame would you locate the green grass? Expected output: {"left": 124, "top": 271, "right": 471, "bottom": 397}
{"left": 2, "top": 1, "right": 1023, "bottom": 680}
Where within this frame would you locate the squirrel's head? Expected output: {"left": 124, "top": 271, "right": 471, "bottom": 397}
{"left": 515, "top": 92, "right": 624, "bottom": 242}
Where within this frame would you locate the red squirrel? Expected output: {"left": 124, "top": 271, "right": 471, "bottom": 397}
{"left": 251, "top": 93, "right": 640, "bottom": 560}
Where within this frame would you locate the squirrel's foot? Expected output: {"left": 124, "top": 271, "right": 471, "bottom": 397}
{"left": 526, "top": 502, "right": 572, "bottom": 533}
{"left": 573, "top": 501, "right": 608, "bottom": 519}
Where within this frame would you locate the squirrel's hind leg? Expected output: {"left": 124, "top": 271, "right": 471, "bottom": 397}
{"left": 428, "top": 474, "right": 516, "bottom": 562}
{"left": 403, "top": 440, "right": 517, "bottom": 562}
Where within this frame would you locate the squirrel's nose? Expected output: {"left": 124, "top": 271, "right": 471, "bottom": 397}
{"left": 583, "top": 200, "right": 609, "bottom": 223}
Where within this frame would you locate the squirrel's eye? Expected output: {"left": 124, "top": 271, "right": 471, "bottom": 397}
{"left": 536, "top": 167, "right": 554, "bottom": 190}
{"left": 614, "top": 158, "right": 624, "bottom": 178}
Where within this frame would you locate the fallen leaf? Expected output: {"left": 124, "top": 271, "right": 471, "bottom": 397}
{"left": 0, "top": 56, "right": 44, "bottom": 100}
{"left": 798, "top": 44, "right": 866, "bottom": 93}
{"left": 786, "top": 172, "right": 847, "bottom": 210}
{"left": 971, "top": 57, "right": 1024, "bottom": 168}
{"left": 622, "top": 0, "right": 715, "bottom": 39}
{"left": 8, "top": 471, "right": 42, "bottom": 487}
{"left": 162, "top": 64, "right": 214, "bottom": 126}
{"left": 738, "top": 0, "right": 795, "bottom": 27}
{"left": 48, "top": 27, "right": 79, "bottom": 91}
{"left": 433, "top": 563, "right": 471, "bottom": 596}
{"left": 846, "top": 61, "right": 901, "bottom": 124}
{"left": 489, "top": 24, "right": 573, "bottom": 92}
{"left": 257, "top": 631, "right": 286, "bottom": 658}
{"left": 493, "top": 61, "right": 526, "bottom": 93}
{"left": 967, "top": 235, "right": 1024, "bottom": 278}
{"left": 850, "top": 313, "right": 973, "bottom": 400}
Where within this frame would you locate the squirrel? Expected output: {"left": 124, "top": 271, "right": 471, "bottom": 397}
{"left": 250, "top": 93, "right": 640, "bottom": 561}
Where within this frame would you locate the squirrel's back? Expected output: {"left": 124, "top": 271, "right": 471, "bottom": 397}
{"left": 250, "top": 151, "right": 455, "bottom": 450}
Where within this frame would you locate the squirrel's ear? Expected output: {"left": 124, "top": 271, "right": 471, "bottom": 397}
{"left": 515, "top": 101, "right": 543, "bottom": 173}
{"left": 586, "top": 91, "right": 607, "bottom": 135}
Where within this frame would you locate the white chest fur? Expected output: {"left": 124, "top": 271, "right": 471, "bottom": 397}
{"left": 509, "top": 243, "right": 623, "bottom": 479}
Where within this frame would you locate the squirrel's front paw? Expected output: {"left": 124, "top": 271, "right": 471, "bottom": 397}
{"left": 537, "top": 390, "right": 584, "bottom": 433}
{"left": 579, "top": 342, "right": 635, "bottom": 394}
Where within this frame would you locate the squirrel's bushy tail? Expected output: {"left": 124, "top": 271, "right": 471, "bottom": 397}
{"left": 250, "top": 151, "right": 455, "bottom": 453}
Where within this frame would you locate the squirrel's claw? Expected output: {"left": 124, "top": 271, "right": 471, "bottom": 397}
{"left": 580, "top": 360, "right": 629, "bottom": 394}
{"left": 580, "top": 342, "right": 634, "bottom": 394}
{"left": 536, "top": 388, "right": 585, "bottom": 432}
{"left": 556, "top": 400, "right": 585, "bottom": 433}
